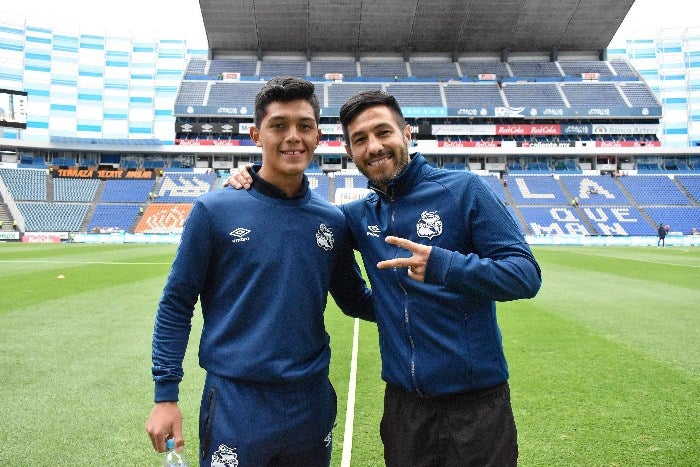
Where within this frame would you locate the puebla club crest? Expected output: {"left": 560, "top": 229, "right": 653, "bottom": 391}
{"left": 316, "top": 224, "right": 334, "bottom": 251}
{"left": 416, "top": 211, "right": 443, "bottom": 240}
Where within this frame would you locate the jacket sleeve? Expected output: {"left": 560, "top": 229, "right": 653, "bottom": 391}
{"left": 424, "top": 176, "right": 541, "bottom": 302}
{"left": 150, "top": 200, "right": 212, "bottom": 402}
{"left": 329, "top": 218, "right": 376, "bottom": 322}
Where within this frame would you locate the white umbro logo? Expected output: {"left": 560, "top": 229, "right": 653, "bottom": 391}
{"left": 366, "top": 225, "right": 381, "bottom": 237}
{"left": 230, "top": 228, "right": 250, "bottom": 238}
{"left": 230, "top": 228, "right": 250, "bottom": 243}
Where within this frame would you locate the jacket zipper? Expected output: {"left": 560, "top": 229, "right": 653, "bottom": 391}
{"left": 385, "top": 189, "right": 423, "bottom": 396}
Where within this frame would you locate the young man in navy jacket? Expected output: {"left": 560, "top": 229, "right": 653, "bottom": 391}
{"left": 229, "top": 90, "right": 541, "bottom": 466}
{"left": 146, "top": 77, "right": 374, "bottom": 466}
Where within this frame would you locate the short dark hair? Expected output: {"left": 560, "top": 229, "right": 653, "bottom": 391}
{"left": 339, "top": 91, "right": 406, "bottom": 146}
{"left": 254, "top": 76, "right": 320, "bottom": 127}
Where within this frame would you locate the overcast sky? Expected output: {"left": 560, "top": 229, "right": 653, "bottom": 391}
{"left": 0, "top": 0, "right": 207, "bottom": 42}
{"left": 610, "top": 0, "right": 698, "bottom": 44}
{"left": 1, "top": 0, "right": 697, "bottom": 47}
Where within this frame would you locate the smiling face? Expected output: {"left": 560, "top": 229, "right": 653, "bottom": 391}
{"left": 250, "top": 99, "right": 321, "bottom": 193}
{"left": 344, "top": 105, "right": 411, "bottom": 192}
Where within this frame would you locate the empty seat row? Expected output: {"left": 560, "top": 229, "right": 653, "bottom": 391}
{"left": 188, "top": 58, "right": 637, "bottom": 80}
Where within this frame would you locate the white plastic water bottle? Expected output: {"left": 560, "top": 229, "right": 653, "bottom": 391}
{"left": 162, "top": 438, "right": 190, "bottom": 467}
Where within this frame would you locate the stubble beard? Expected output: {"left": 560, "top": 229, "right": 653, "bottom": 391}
{"left": 360, "top": 144, "right": 410, "bottom": 189}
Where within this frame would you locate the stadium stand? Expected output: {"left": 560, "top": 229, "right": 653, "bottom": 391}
{"left": 1, "top": 5, "right": 698, "bottom": 242}
{"left": 87, "top": 203, "right": 141, "bottom": 232}
{"left": 0, "top": 168, "right": 47, "bottom": 201}
{"left": 560, "top": 82, "right": 628, "bottom": 107}
{"left": 458, "top": 61, "right": 510, "bottom": 79}
{"left": 134, "top": 204, "right": 192, "bottom": 234}
{"left": 309, "top": 58, "right": 358, "bottom": 79}
{"left": 644, "top": 206, "right": 700, "bottom": 234}
{"left": 1, "top": 163, "right": 698, "bottom": 237}
{"left": 558, "top": 60, "right": 615, "bottom": 78}
{"left": 154, "top": 173, "right": 217, "bottom": 203}
{"left": 505, "top": 175, "right": 570, "bottom": 205}
{"left": 619, "top": 175, "right": 692, "bottom": 205}
{"left": 608, "top": 58, "right": 638, "bottom": 78}
{"left": 559, "top": 176, "right": 629, "bottom": 205}
{"left": 259, "top": 57, "right": 308, "bottom": 79}
{"left": 53, "top": 178, "right": 99, "bottom": 202}
{"left": 579, "top": 205, "right": 656, "bottom": 236}
{"left": 175, "top": 81, "right": 208, "bottom": 106}
{"left": 307, "top": 173, "right": 331, "bottom": 202}
{"left": 481, "top": 176, "right": 508, "bottom": 203}
{"left": 409, "top": 60, "right": 460, "bottom": 80}
{"left": 676, "top": 175, "right": 700, "bottom": 202}
{"left": 518, "top": 205, "right": 591, "bottom": 236}
{"left": 100, "top": 179, "right": 155, "bottom": 203}
{"left": 502, "top": 83, "right": 566, "bottom": 108}
{"left": 183, "top": 58, "right": 207, "bottom": 77}
{"left": 618, "top": 82, "right": 660, "bottom": 107}
{"left": 443, "top": 82, "right": 504, "bottom": 107}
{"left": 508, "top": 61, "right": 562, "bottom": 78}
{"left": 327, "top": 83, "right": 383, "bottom": 107}
{"left": 331, "top": 172, "right": 369, "bottom": 193}
{"left": 384, "top": 83, "right": 443, "bottom": 107}
{"left": 359, "top": 59, "right": 408, "bottom": 79}
{"left": 207, "top": 82, "right": 264, "bottom": 108}
{"left": 208, "top": 58, "right": 258, "bottom": 78}
{"left": 17, "top": 202, "right": 89, "bottom": 232}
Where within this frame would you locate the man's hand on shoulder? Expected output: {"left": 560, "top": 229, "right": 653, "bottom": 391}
{"left": 223, "top": 164, "right": 254, "bottom": 190}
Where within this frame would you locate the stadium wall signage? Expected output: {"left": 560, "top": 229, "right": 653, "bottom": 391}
{"left": 0, "top": 231, "right": 20, "bottom": 241}
{"left": 53, "top": 168, "right": 156, "bottom": 180}
{"left": 175, "top": 104, "right": 662, "bottom": 119}
{"left": 430, "top": 123, "right": 658, "bottom": 137}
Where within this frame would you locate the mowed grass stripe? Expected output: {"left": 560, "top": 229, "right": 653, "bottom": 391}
{"left": 502, "top": 299, "right": 698, "bottom": 466}
{"left": 0, "top": 268, "right": 204, "bottom": 465}
{"left": 535, "top": 246, "right": 700, "bottom": 289}
{"left": 0, "top": 243, "right": 176, "bottom": 280}
{"left": 0, "top": 244, "right": 176, "bottom": 313}
{"left": 0, "top": 242, "right": 175, "bottom": 261}
{"left": 531, "top": 247, "right": 699, "bottom": 376}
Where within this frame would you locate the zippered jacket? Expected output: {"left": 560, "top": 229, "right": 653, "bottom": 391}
{"left": 152, "top": 176, "right": 374, "bottom": 402}
{"left": 341, "top": 154, "right": 541, "bottom": 396}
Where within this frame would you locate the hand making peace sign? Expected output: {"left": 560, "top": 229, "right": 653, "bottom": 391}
{"left": 376, "top": 236, "right": 432, "bottom": 282}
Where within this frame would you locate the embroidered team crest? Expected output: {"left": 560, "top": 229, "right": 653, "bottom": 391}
{"left": 211, "top": 444, "right": 238, "bottom": 467}
{"left": 416, "top": 211, "right": 443, "bottom": 240}
{"left": 316, "top": 224, "right": 334, "bottom": 251}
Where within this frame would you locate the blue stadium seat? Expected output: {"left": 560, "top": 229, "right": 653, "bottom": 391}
{"left": 619, "top": 176, "right": 692, "bottom": 205}
{"left": 17, "top": 202, "right": 89, "bottom": 232}
{"left": 155, "top": 173, "right": 217, "bottom": 203}
{"left": 53, "top": 178, "right": 99, "bottom": 202}
{"left": 0, "top": 168, "right": 48, "bottom": 201}
{"left": 87, "top": 203, "right": 141, "bottom": 232}
{"left": 505, "top": 175, "right": 569, "bottom": 205}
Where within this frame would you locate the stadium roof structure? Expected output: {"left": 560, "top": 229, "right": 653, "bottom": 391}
{"left": 199, "top": 0, "right": 635, "bottom": 56}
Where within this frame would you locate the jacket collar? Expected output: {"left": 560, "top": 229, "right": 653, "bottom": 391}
{"left": 250, "top": 164, "right": 309, "bottom": 200}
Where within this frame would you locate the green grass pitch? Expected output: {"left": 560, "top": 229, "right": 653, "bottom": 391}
{"left": 0, "top": 243, "right": 697, "bottom": 466}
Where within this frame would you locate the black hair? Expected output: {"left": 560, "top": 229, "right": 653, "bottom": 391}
{"left": 254, "top": 76, "right": 320, "bottom": 127}
{"left": 339, "top": 90, "right": 406, "bottom": 146}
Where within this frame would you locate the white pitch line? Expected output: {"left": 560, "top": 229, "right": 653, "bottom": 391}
{"left": 341, "top": 318, "right": 360, "bottom": 467}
